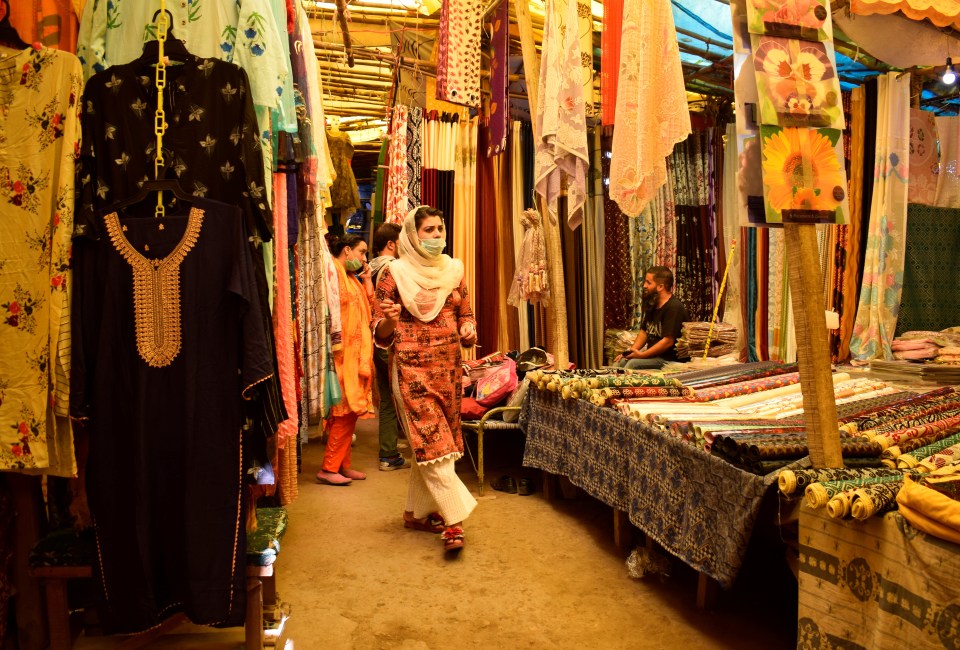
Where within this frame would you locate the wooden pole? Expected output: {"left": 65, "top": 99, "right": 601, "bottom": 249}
{"left": 515, "top": 0, "right": 569, "bottom": 369}
{"left": 784, "top": 223, "right": 843, "bottom": 468}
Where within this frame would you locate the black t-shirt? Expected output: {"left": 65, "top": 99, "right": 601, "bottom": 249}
{"left": 640, "top": 295, "right": 689, "bottom": 361}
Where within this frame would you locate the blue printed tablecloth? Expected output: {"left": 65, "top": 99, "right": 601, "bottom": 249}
{"left": 520, "top": 388, "right": 780, "bottom": 588}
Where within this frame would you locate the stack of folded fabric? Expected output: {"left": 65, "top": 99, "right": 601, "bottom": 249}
{"left": 675, "top": 322, "right": 738, "bottom": 359}
{"left": 891, "top": 330, "right": 960, "bottom": 361}
{"left": 897, "top": 470, "right": 960, "bottom": 543}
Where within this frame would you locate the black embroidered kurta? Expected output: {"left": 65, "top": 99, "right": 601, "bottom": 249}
{"left": 76, "top": 52, "right": 286, "bottom": 454}
{"left": 71, "top": 198, "right": 274, "bottom": 633}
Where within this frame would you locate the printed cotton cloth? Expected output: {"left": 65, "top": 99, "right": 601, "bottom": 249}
{"left": 436, "top": 0, "right": 482, "bottom": 107}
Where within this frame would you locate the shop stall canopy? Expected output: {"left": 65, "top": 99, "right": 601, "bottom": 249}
{"left": 305, "top": 0, "right": 960, "bottom": 177}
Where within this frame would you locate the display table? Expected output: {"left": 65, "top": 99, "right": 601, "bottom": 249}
{"left": 520, "top": 389, "right": 780, "bottom": 588}
{"left": 798, "top": 507, "right": 960, "bottom": 650}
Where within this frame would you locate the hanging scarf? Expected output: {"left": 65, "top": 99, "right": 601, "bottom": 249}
{"left": 534, "top": 0, "right": 589, "bottom": 230}
{"left": 391, "top": 206, "right": 465, "bottom": 322}
{"left": 509, "top": 208, "right": 550, "bottom": 306}
{"left": 609, "top": 0, "right": 691, "bottom": 217}
{"left": 385, "top": 104, "right": 409, "bottom": 224}
{"left": 600, "top": 0, "right": 623, "bottom": 126}
{"left": 488, "top": 0, "right": 509, "bottom": 156}
{"left": 407, "top": 106, "right": 423, "bottom": 210}
{"left": 436, "top": 0, "right": 482, "bottom": 107}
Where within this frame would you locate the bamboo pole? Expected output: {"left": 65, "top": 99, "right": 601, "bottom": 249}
{"left": 515, "top": 0, "right": 569, "bottom": 369}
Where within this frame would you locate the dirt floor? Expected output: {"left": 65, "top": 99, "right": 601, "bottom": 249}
{"left": 279, "top": 416, "right": 798, "bottom": 649}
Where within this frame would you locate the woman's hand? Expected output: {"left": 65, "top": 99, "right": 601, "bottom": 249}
{"left": 359, "top": 263, "right": 373, "bottom": 283}
{"left": 380, "top": 298, "right": 401, "bottom": 322}
{"left": 459, "top": 322, "right": 477, "bottom": 346}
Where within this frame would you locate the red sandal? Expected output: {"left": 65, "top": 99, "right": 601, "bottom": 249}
{"left": 441, "top": 526, "right": 465, "bottom": 553}
{"left": 403, "top": 512, "right": 445, "bottom": 533}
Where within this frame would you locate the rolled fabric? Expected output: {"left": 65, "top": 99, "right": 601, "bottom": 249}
{"left": 688, "top": 372, "right": 801, "bottom": 402}
{"left": 918, "top": 444, "right": 960, "bottom": 473}
{"left": 804, "top": 473, "right": 910, "bottom": 509}
{"left": 895, "top": 432, "right": 960, "bottom": 468}
{"left": 867, "top": 416, "right": 960, "bottom": 451}
{"left": 586, "top": 375, "right": 683, "bottom": 389}
{"left": 870, "top": 403, "right": 960, "bottom": 435}
{"left": 850, "top": 480, "right": 904, "bottom": 520}
{"left": 840, "top": 388, "right": 960, "bottom": 433}
{"left": 778, "top": 466, "right": 905, "bottom": 495}
{"left": 826, "top": 490, "right": 856, "bottom": 518}
{"left": 839, "top": 387, "right": 958, "bottom": 433}
{"left": 673, "top": 363, "right": 798, "bottom": 389}
{"left": 714, "top": 373, "right": 850, "bottom": 409}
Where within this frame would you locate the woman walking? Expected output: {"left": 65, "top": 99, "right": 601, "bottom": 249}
{"left": 317, "top": 234, "right": 374, "bottom": 486}
{"left": 372, "top": 206, "right": 478, "bottom": 553}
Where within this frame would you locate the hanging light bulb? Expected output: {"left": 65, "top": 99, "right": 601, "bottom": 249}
{"left": 944, "top": 57, "right": 957, "bottom": 85}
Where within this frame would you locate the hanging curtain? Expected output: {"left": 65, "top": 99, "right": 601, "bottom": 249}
{"left": 476, "top": 126, "right": 500, "bottom": 352}
{"left": 600, "top": 0, "right": 623, "bottom": 126}
{"left": 494, "top": 139, "right": 518, "bottom": 352}
{"left": 602, "top": 133, "right": 633, "bottom": 330}
{"left": 722, "top": 122, "right": 746, "bottom": 358}
{"left": 583, "top": 127, "right": 606, "bottom": 368}
{"left": 838, "top": 85, "right": 866, "bottom": 362}
{"left": 454, "top": 116, "right": 479, "bottom": 361}
{"left": 850, "top": 72, "right": 911, "bottom": 362}
{"left": 510, "top": 121, "right": 532, "bottom": 353}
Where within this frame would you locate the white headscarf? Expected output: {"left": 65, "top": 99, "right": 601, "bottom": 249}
{"left": 390, "top": 206, "right": 464, "bottom": 322}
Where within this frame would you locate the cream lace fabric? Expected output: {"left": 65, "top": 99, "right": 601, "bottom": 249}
{"left": 509, "top": 208, "right": 550, "bottom": 306}
{"left": 534, "top": 0, "right": 590, "bottom": 230}
{"left": 609, "top": 0, "right": 691, "bottom": 217}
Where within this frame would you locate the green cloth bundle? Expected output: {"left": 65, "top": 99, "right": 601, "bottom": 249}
{"left": 778, "top": 466, "right": 904, "bottom": 495}
{"left": 804, "top": 473, "right": 911, "bottom": 509}
{"left": 585, "top": 375, "right": 683, "bottom": 389}
{"left": 897, "top": 432, "right": 960, "bottom": 468}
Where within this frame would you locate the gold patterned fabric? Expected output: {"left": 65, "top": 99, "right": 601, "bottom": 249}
{"left": 0, "top": 47, "right": 82, "bottom": 476}
{"left": 103, "top": 209, "right": 204, "bottom": 368}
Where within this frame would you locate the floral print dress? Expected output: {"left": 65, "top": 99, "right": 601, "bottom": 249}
{"left": 0, "top": 47, "right": 82, "bottom": 475}
{"left": 372, "top": 267, "right": 476, "bottom": 464}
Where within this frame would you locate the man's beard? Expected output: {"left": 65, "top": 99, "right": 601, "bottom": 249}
{"left": 642, "top": 289, "right": 658, "bottom": 310}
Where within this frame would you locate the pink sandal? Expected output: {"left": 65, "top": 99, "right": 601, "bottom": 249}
{"left": 441, "top": 526, "right": 465, "bottom": 553}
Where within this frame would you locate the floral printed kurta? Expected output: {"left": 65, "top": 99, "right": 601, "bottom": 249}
{"left": 0, "top": 47, "right": 82, "bottom": 475}
{"left": 372, "top": 267, "right": 476, "bottom": 464}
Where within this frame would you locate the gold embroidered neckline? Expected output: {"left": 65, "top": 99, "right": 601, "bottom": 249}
{"left": 104, "top": 208, "right": 205, "bottom": 368}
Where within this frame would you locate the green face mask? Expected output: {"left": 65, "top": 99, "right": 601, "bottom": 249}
{"left": 344, "top": 258, "right": 363, "bottom": 272}
{"left": 420, "top": 238, "right": 446, "bottom": 256}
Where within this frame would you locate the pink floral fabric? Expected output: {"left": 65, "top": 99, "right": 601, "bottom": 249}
{"left": 385, "top": 105, "right": 409, "bottom": 224}
{"left": 436, "top": 0, "right": 481, "bottom": 108}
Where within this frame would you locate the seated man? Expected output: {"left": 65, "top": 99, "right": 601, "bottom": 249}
{"left": 614, "top": 266, "right": 689, "bottom": 369}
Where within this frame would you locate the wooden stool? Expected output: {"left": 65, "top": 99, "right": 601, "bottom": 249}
{"left": 28, "top": 507, "right": 290, "bottom": 650}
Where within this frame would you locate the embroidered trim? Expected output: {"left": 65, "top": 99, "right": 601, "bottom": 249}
{"left": 242, "top": 373, "right": 275, "bottom": 400}
{"left": 104, "top": 208, "right": 204, "bottom": 368}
